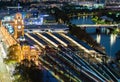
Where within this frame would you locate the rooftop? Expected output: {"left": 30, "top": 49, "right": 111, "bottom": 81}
{"left": 25, "top": 24, "right": 69, "bottom": 30}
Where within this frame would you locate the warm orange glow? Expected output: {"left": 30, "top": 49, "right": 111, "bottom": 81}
{"left": 0, "top": 13, "right": 39, "bottom": 65}
{"left": 13, "top": 13, "right": 24, "bottom": 39}
{"left": 0, "top": 26, "right": 17, "bottom": 47}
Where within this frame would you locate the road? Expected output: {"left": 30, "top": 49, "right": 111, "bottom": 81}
{"left": 0, "top": 37, "right": 12, "bottom": 82}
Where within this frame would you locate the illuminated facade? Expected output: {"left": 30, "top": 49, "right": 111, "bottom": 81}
{"left": 13, "top": 13, "right": 24, "bottom": 39}
{"left": 0, "top": 25, "right": 17, "bottom": 47}
{"left": 22, "top": 45, "right": 40, "bottom": 65}
{"left": 21, "top": 45, "right": 40, "bottom": 65}
{"left": 0, "top": 13, "right": 40, "bottom": 66}
{"left": 9, "top": 44, "right": 40, "bottom": 65}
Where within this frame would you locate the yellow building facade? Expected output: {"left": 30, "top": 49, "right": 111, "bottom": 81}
{"left": 0, "top": 13, "right": 40, "bottom": 66}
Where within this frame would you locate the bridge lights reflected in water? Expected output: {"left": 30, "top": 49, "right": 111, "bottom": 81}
{"left": 110, "top": 34, "right": 117, "bottom": 47}
{"left": 96, "top": 34, "right": 101, "bottom": 43}
{"left": 110, "top": 34, "right": 117, "bottom": 57}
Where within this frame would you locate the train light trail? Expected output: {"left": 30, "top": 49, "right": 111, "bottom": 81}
{"left": 36, "top": 33, "right": 58, "bottom": 48}
{"left": 25, "top": 33, "right": 45, "bottom": 48}
{"left": 47, "top": 32, "right": 68, "bottom": 47}
{"left": 59, "top": 33, "right": 90, "bottom": 53}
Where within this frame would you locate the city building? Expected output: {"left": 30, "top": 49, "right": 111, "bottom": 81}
{"left": 24, "top": 24, "right": 69, "bottom": 33}
{"left": 0, "top": 13, "right": 41, "bottom": 65}
{"left": 105, "top": 0, "right": 120, "bottom": 4}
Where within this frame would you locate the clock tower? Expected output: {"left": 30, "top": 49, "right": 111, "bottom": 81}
{"left": 13, "top": 13, "right": 24, "bottom": 39}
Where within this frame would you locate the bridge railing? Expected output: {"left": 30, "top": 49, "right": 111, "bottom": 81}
{"left": 76, "top": 24, "right": 118, "bottom": 28}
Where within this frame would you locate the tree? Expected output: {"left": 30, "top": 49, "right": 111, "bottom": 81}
{"left": 4, "top": 44, "right": 21, "bottom": 64}
{"left": 13, "top": 59, "right": 43, "bottom": 82}
{"left": 13, "top": 60, "right": 32, "bottom": 82}
{"left": 68, "top": 24, "right": 104, "bottom": 52}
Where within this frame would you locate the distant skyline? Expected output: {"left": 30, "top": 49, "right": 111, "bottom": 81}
{"left": 0, "top": 0, "right": 100, "bottom": 2}
{"left": 0, "top": 0, "right": 119, "bottom": 4}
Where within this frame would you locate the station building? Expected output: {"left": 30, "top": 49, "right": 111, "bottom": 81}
{"left": 0, "top": 13, "right": 41, "bottom": 65}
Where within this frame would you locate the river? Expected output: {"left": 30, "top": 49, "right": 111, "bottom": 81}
{"left": 70, "top": 16, "right": 120, "bottom": 58}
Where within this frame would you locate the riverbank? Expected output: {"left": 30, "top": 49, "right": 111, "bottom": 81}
{"left": 68, "top": 24, "right": 105, "bottom": 53}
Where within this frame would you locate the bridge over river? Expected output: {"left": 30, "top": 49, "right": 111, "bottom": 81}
{"left": 76, "top": 24, "right": 119, "bottom": 28}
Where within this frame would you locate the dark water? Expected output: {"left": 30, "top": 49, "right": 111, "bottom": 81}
{"left": 70, "top": 16, "right": 120, "bottom": 58}
{"left": 70, "top": 16, "right": 95, "bottom": 25}
{"left": 86, "top": 28, "right": 120, "bottom": 58}
{"left": 43, "top": 70, "right": 58, "bottom": 82}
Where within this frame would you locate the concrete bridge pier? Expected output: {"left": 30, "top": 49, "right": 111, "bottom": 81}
{"left": 106, "top": 27, "right": 114, "bottom": 34}
{"left": 81, "top": 26, "right": 86, "bottom": 31}
{"left": 96, "top": 27, "right": 101, "bottom": 34}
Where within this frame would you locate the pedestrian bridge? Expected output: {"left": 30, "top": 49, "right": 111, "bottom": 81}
{"left": 76, "top": 24, "right": 119, "bottom": 28}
